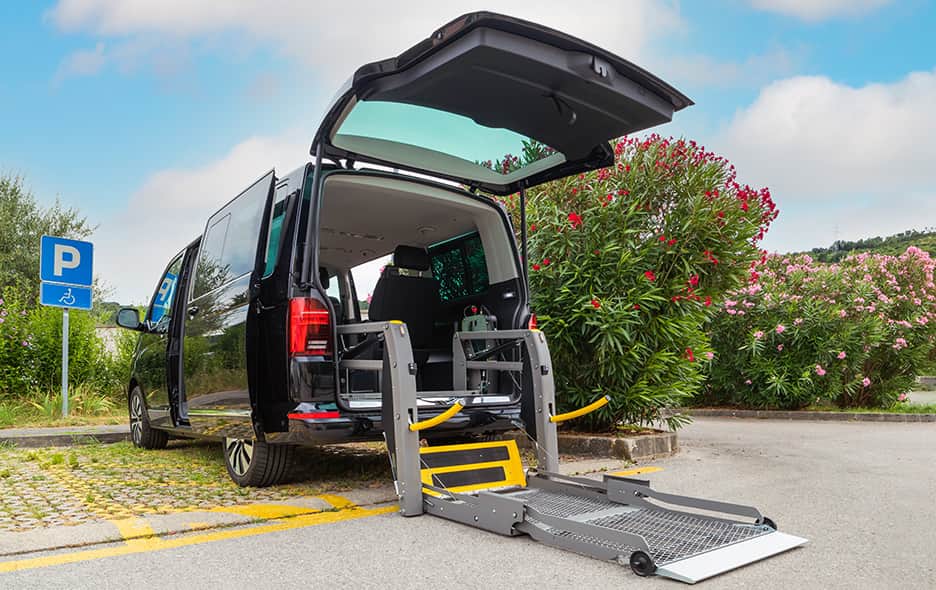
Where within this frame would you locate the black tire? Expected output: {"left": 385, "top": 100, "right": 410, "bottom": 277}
{"left": 223, "top": 438, "right": 295, "bottom": 487}
{"left": 129, "top": 386, "right": 169, "bottom": 450}
{"left": 629, "top": 551, "right": 657, "bottom": 577}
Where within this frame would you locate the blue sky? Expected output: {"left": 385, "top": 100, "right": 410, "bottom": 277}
{"left": 2, "top": 1, "right": 935, "bottom": 303}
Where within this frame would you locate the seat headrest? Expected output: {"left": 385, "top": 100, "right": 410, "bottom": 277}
{"left": 393, "top": 245, "right": 430, "bottom": 271}
{"left": 319, "top": 267, "right": 330, "bottom": 289}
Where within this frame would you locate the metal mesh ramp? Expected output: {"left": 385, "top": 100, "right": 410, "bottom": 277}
{"left": 513, "top": 488, "right": 771, "bottom": 566}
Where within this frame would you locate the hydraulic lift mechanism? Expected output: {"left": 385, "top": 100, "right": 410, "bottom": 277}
{"left": 341, "top": 322, "right": 807, "bottom": 584}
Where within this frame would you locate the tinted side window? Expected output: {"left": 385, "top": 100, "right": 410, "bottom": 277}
{"left": 192, "top": 214, "right": 231, "bottom": 299}
{"left": 147, "top": 254, "right": 185, "bottom": 329}
{"left": 192, "top": 176, "right": 269, "bottom": 299}
{"left": 429, "top": 233, "right": 490, "bottom": 302}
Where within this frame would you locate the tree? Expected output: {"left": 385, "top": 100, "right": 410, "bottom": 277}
{"left": 0, "top": 175, "right": 94, "bottom": 299}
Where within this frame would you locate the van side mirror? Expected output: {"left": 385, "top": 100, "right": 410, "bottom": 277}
{"left": 116, "top": 307, "right": 143, "bottom": 331}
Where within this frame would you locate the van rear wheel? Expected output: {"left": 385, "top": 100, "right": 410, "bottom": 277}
{"left": 129, "top": 387, "right": 168, "bottom": 450}
{"left": 223, "top": 438, "right": 295, "bottom": 487}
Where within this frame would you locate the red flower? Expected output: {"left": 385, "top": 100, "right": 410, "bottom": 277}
{"left": 658, "top": 235, "right": 666, "bottom": 242}
{"left": 542, "top": 258, "right": 551, "bottom": 266}
{"left": 704, "top": 296, "right": 712, "bottom": 307}
{"left": 644, "top": 270, "right": 656, "bottom": 282}
{"left": 591, "top": 299, "right": 601, "bottom": 309}
{"left": 689, "top": 274, "right": 699, "bottom": 287}
{"left": 685, "top": 348, "right": 695, "bottom": 362}
{"left": 568, "top": 212, "right": 583, "bottom": 228}
{"left": 593, "top": 249, "right": 601, "bottom": 255}
{"left": 633, "top": 304, "right": 640, "bottom": 310}
{"left": 667, "top": 238, "right": 677, "bottom": 246}
{"left": 532, "top": 264, "right": 541, "bottom": 271}
{"left": 625, "top": 164, "right": 632, "bottom": 173}
{"left": 529, "top": 223, "right": 536, "bottom": 232}
{"left": 717, "top": 211, "right": 725, "bottom": 219}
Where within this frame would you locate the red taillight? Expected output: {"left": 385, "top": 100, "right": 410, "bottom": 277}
{"left": 289, "top": 298, "right": 331, "bottom": 357}
{"left": 287, "top": 411, "right": 341, "bottom": 420}
{"left": 528, "top": 313, "right": 538, "bottom": 330}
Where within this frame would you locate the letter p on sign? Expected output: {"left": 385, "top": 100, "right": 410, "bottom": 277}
{"left": 40, "top": 236, "right": 94, "bottom": 287}
{"left": 54, "top": 244, "right": 81, "bottom": 277}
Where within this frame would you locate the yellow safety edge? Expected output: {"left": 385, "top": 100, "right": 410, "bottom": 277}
{"left": 420, "top": 439, "right": 526, "bottom": 495}
{"left": 549, "top": 394, "right": 611, "bottom": 423}
{"left": 409, "top": 401, "right": 464, "bottom": 432}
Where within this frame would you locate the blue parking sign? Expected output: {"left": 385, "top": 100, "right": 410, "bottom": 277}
{"left": 150, "top": 272, "right": 177, "bottom": 324}
{"left": 40, "top": 283, "right": 93, "bottom": 311}
{"left": 40, "top": 236, "right": 93, "bottom": 287}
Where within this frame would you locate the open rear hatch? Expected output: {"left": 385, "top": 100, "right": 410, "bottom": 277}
{"left": 311, "top": 11, "right": 692, "bottom": 195}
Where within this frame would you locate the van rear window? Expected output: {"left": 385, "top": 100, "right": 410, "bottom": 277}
{"left": 429, "top": 233, "right": 489, "bottom": 302}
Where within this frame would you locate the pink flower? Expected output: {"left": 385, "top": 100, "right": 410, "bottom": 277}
{"left": 775, "top": 324, "right": 785, "bottom": 334}
{"left": 744, "top": 379, "right": 752, "bottom": 385}
{"left": 838, "top": 310, "right": 847, "bottom": 318}
{"left": 777, "top": 344, "right": 784, "bottom": 352}
{"left": 705, "top": 351, "right": 714, "bottom": 360}
{"left": 897, "top": 393, "right": 908, "bottom": 402}
{"left": 862, "top": 377, "right": 871, "bottom": 387}
{"left": 793, "top": 318, "right": 803, "bottom": 326}
{"left": 815, "top": 365, "right": 826, "bottom": 376}
{"left": 753, "top": 330, "right": 764, "bottom": 339}
{"left": 837, "top": 351, "right": 846, "bottom": 360}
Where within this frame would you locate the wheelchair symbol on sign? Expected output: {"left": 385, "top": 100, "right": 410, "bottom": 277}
{"left": 59, "top": 288, "right": 76, "bottom": 306}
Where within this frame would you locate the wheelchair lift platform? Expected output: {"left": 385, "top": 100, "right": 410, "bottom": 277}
{"left": 341, "top": 322, "right": 807, "bottom": 584}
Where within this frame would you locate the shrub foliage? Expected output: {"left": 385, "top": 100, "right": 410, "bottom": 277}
{"left": 706, "top": 249, "right": 936, "bottom": 409}
{"left": 498, "top": 136, "right": 777, "bottom": 430}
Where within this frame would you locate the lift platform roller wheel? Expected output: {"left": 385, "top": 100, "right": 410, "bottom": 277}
{"left": 629, "top": 551, "right": 657, "bottom": 577}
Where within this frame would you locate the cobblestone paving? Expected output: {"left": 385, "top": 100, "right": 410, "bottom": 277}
{"left": 0, "top": 440, "right": 391, "bottom": 532}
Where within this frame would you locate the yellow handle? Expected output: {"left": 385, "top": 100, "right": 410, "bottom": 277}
{"left": 409, "top": 401, "right": 464, "bottom": 432}
{"left": 549, "top": 395, "right": 611, "bottom": 423}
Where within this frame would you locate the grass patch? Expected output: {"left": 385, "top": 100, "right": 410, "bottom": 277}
{"left": 0, "top": 390, "right": 125, "bottom": 430}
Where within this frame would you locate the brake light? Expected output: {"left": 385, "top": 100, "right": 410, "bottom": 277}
{"left": 287, "top": 411, "right": 341, "bottom": 420}
{"left": 289, "top": 298, "right": 331, "bottom": 357}
{"left": 528, "top": 313, "right": 538, "bottom": 330}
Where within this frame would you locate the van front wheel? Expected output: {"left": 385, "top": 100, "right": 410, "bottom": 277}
{"left": 129, "top": 387, "right": 168, "bottom": 450}
{"left": 223, "top": 438, "right": 294, "bottom": 487}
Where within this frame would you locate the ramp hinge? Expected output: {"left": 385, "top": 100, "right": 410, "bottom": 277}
{"left": 540, "top": 365, "right": 550, "bottom": 375}
{"left": 408, "top": 362, "right": 417, "bottom": 375}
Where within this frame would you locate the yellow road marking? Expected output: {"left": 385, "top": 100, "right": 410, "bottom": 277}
{"left": 0, "top": 496, "right": 395, "bottom": 574}
{"left": 110, "top": 518, "right": 164, "bottom": 549}
{"left": 209, "top": 503, "right": 317, "bottom": 519}
{"left": 609, "top": 466, "right": 663, "bottom": 477}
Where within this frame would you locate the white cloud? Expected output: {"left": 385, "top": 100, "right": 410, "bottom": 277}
{"left": 747, "top": 0, "right": 892, "bottom": 22}
{"left": 94, "top": 135, "right": 307, "bottom": 303}
{"left": 716, "top": 69, "right": 936, "bottom": 253}
{"left": 718, "top": 70, "right": 936, "bottom": 196}
{"left": 53, "top": 42, "right": 107, "bottom": 83}
{"left": 48, "top": 0, "right": 683, "bottom": 81}
{"left": 654, "top": 47, "right": 798, "bottom": 89}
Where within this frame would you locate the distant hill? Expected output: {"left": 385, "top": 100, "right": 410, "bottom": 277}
{"left": 805, "top": 229, "right": 936, "bottom": 263}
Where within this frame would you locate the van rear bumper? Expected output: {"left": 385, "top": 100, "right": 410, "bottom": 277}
{"left": 264, "top": 406, "right": 522, "bottom": 445}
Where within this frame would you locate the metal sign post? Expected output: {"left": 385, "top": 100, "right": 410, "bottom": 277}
{"left": 62, "top": 309, "right": 70, "bottom": 417}
{"left": 39, "top": 235, "right": 94, "bottom": 419}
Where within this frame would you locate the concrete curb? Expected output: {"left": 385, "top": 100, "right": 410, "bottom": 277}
{"left": 0, "top": 425, "right": 130, "bottom": 448}
{"left": 508, "top": 431, "right": 678, "bottom": 461}
{"left": 686, "top": 408, "right": 936, "bottom": 422}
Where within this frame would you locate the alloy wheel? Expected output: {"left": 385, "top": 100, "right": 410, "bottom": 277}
{"left": 130, "top": 394, "right": 144, "bottom": 446}
{"left": 225, "top": 438, "right": 254, "bottom": 477}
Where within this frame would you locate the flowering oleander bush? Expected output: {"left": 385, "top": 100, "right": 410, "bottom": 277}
{"left": 497, "top": 136, "right": 777, "bottom": 430}
{"left": 705, "top": 248, "right": 936, "bottom": 409}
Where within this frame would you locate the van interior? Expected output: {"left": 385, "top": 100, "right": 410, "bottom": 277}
{"left": 316, "top": 171, "right": 525, "bottom": 409}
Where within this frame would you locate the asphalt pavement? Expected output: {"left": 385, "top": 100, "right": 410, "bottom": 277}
{"left": 2, "top": 417, "right": 934, "bottom": 589}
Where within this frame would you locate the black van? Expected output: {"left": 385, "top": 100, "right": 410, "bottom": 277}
{"left": 116, "top": 12, "right": 690, "bottom": 486}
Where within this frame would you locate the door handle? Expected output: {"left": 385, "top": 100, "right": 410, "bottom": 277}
{"left": 188, "top": 306, "right": 200, "bottom": 318}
